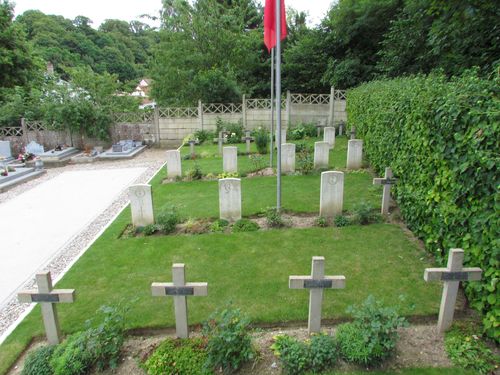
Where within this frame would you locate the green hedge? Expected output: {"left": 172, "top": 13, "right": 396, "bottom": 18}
{"left": 347, "top": 69, "right": 499, "bottom": 341}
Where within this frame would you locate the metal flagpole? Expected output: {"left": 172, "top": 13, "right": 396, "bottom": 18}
{"left": 275, "top": 0, "right": 282, "bottom": 210}
{"left": 270, "top": 48, "right": 274, "bottom": 168}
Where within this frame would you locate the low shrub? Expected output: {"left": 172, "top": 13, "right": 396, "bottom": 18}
{"left": 217, "top": 172, "right": 238, "bottom": 179}
{"left": 445, "top": 322, "right": 499, "bottom": 374}
{"left": 50, "top": 331, "right": 93, "bottom": 375}
{"left": 309, "top": 333, "right": 338, "bottom": 373}
{"left": 194, "top": 129, "right": 212, "bottom": 144}
{"left": 249, "top": 154, "right": 266, "bottom": 171}
{"left": 143, "top": 337, "right": 208, "bottom": 375}
{"left": 156, "top": 207, "right": 180, "bottom": 234}
{"left": 202, "top": 307, "right": 254, "bottom": 373}
{"left": 315, "top": 216, "right": 328, "bottom": 227}
{"left": 210, "top": 219, "right": 229, "bottom": 232}
{"left": 287, "top": 125, "right": 305, "bottom": 140}
{"left": 351, "top": 201, "right": 381, "bottom": 225}
{"left": 294, "top": 142, "right": 313, "bottom": 154}
{"left": 302, "top": 123, "right": 317, "bottom": 137}
{"left": 225, "top": 122, "right": 244, "bottom": 144}
{"left": 232, "top": 219, "right": 259, "bottom": 232}
{"left": 334, "top": 215, "right": 350, "bottom": 227}
{"left": 254, "top": 127, "right": 269, "bottom": 154}
{"left": 183, "top": 218, "right": 208, "bottom": 234}
{"left": 265, "top": 207, "right": 287, "bottom": 228}
{"left": 22, "top": 346, "right": 55, "bottom": 375}
{"left": 297, "top": 149, "right": 314, "bottom": 175}
{"left": 337, "top": 295, "right": 408, "bottom": 365}
{"left": 142, "top": 224, "right": 158, "bottom": 236}
{"left": 186, "top": 164, "right": 203, "bottom": 180}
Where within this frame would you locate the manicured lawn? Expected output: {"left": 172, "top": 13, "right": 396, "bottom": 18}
{"left": 0, "top": 223, "right": 442, "bottom": 374}
{"left": 317, "top": 368, "right": 474, "bottom": 375}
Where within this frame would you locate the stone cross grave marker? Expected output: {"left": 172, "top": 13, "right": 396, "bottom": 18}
{"left": 188, "top": 140, "right": 196, "bottom": 156}
{"left": 166, "top": 150, "right": 182, "bottom": 178}
{"left": 424, "top": 249, "right": 482, "bottom": 333}
{"left": 217, "top": 131, "right": 225, "bottom": 155}
{"left": 289, "top": 256, "right": 346, "bottom": 334}
{"left": 320, "top": 171, "right": 344, "bottom": 218}
{"left": 152, "top": 263, "right": 208, "bottom": 338}
{"left": 243, "top": 130, "right": 252, "bottom": 154}
{"left": 316, "top": 119, "right": 326, "bottom": 138}
{"left": 373, "top": 167, "right": 397, "bottom": 215}
{"left": 128, "top": 184, "right": 154, "bottom": 227}
{"left": 219, "top": 178, "right": 242, "bottom": 221}
{"left": 350, "top": 126, "right": 356, "bottom": 140}
{"left": 323, "top": 127, "right": 336, "bottom": 149}
{"left": 18, "top": 272, "right": 75, "bottom": 344}
{"left": 338, "top": 121, "right": 345, "bottom": 136}
{"left": 281, "top": 143, "right": 296, "bottom": 173}
{"left": 223, "top": 146, "right": 238, "bottom": 173}
{"left": 346, "top": 140, "right": 363, "bottom": 170}
{"left": 314, "top": 142, "right": 330, "bottom": 169}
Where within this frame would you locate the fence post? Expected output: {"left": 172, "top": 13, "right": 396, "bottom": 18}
{"left": 154, "top": 106, "right": 160, "bottom": 146}
{"left": 286, "top": 90, "right": 291, "bottom": 128}
{"left": 198, "top": 100, "right": 203, "bottom": 130}
{"left": 21, "top": 117, "right": 29, "bottom": 145}
{"left": 328, "top": 86, "right": 335, "bottom": 127}
{"left": 242, "top": 94, "right": 247, "bottom": 129}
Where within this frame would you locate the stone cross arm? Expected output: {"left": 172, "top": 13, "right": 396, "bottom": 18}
{"left": 152, "top": 282, "right": 208, "bottom": 297}
{"left": 18, "top": 289, "right": 75, "bottom": 303}
{"left": 289, "top": 276, "right": 346, "bottom": 289}
{"left": 424, "top": 267, "right": 482, "bottom": 282}
{"left": 373, "top": 177, "right": 397, "bottom": 185}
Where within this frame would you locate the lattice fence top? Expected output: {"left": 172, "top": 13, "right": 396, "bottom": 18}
{"left": 246, "top": 98, "right": 286, "bottom": 110}
{"left": 25, "top": 120, "right": 47, "bottom": 131}
{"left": 0, "top": 127, "right": 23, "bottom": 137}
{"left": 114, "top": 112, "right": 153, "bottom": 123}
{"left": 159, "top": 107, "right": 198, "bottom": 118}
{"left": 291, "top": 93, "right": 330, "bottom": 105}
{"left": 203, "top": 103, "right": 242, "bottom": 114}
{"left": 334, "top": 90, "right": 347, "bottom": 100}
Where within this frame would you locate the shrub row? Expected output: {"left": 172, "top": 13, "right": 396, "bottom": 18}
{"left": 347, "top": 69, "right": 499, "bottom": 341}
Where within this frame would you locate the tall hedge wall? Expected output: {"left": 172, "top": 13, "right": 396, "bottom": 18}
{"left": 347, "top": 70, "right": 499, "bottom": 341}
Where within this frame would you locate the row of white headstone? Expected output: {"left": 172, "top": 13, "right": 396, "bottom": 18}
{"left": 19, "top": 249, "right": 482, "bottom": 344}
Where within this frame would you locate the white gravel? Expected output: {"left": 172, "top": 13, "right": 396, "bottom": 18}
{"left": 0, "top": 148, "right": 167, "bottom": 343}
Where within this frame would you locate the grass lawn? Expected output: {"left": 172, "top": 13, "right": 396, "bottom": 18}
{"left": 0, "top": 222, "right": 442, "bottom": 374}
{"left": 317, "top": 368, "right": 474, "bottom": 375}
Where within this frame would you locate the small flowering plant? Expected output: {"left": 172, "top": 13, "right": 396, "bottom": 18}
{"left": 18, "top": 152, "right": 35, "bottom": 163}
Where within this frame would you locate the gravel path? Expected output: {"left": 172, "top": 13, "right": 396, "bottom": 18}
{"left": 0, "top": 148, "right": 166, "bottom": 342}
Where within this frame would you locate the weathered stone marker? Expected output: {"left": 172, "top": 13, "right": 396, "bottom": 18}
{"left": 323, "top": 127, "right": 336, "bottom": 149}
{"left": 314, "top": 142, "right": 330, "bottom": 169}
{"left": 319, "top": 171, "right": 344, "bottom": 218}
{"left": 128, "top": 184, "right": 154, "bottom": 227}
{"left": 223, "top": 146, "right": 238, "bottom": 173}
{"left": 289, "top": 256, "right": 346, "bottom": 334}
{"left": 346, "top": 140, "right": 363, "bottom": 170}
{"left": 373, "top": 167, "right": 397, "bottom": 215}
{"left": 219, "top": 178, "right": 241, "bottom": 221}
{"left": 243, "top": 130, "right": 253, "bottom": 154}
{"left": 166, "top": 150, "right": 182, "bottom": 178}
{"left": 338, "top": 122, "right": 344, "bottom": 136}
{"left": 152, "top": 263, "right": 208, "bottom": 338}
{"left": 281, "top": 143, "right": 296, "bottom": 173}
{"left": 188, "top": 139, "right": 196, "bottom": 156}
{"left": 424, "top": 249, "right": 482, "bottom": 333}
{"left": 350, "top": 126, "right": 356, "bottom": 140}
{"left": 18, "top": 272, "right": 75, "bottom": 344}
{"left": 217, "top": 131, "right": 225, "bottom": 155}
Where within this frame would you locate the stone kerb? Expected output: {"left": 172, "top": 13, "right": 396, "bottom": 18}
{"left": 319, "top": 171, "right": 344, "bottom": 218}
{"left": 128, "top": 184, "right": 155, "bottom": 227}
{"left": 223, "top": 146, "right": 238, "bottom": 173}
{"left": 165, "top": 150, "right": 182, "bottom": 178}
{"left": 346, "top": 139, "right": 363, "bottom": 170}
{"left": 218, "top": 178, "right": 242, "bottom": 222}
{"left": 323, "top": 127, "right": 336, "bottom": 149}
{"left": 314, "top": 142, "right": 329, "bottom": 169}
{"left": 281, "top": 143, "right": 296, "bottom": 173}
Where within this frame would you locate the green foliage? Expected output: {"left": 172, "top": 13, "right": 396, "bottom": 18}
{"left": 217, "top": 172, "right": 238, "bottom": 179}
{"left": 202, "top": 307, "right": 254, "bottom": 373}
{"left": 334, "top": 215, "right": 350, "bottom": 227}
{"left": 143, "top": 337, "right": 209, "bottom": 375}
{"left": 265, "top": 207, "right": 287, "bottom": 228}
{"left": 232, "top": 219, "right": 259, "bottom": 233}
{"left": 253, "top": 127, "right": 269, "bottom": 154}
{"left": 445, "top": 322, "right": 499, "bottom": 374}
{"left": 142, "top": 224, "right": 158, "bottom": 236}
{"left": 287, "top": 125, "right": 305, "bottom": 140}
{"left": 351, "top": 201, "right": 381, "bottom": 225}
{"left": 50, "top": 332, "right": 93, "bottom": 375}
{"left": 271, "top": 333, "right": 338, "bottom": 375}
{"left": 194, "top": 129, "right": 212, "bottom": 144}
{"left": 315, "top": 216, "right": 328, "bottom": 227}
{"left": 224, "top": 121, "right": 244, "bottom": 144}
{"left": 294, "top": 142, "right": 313, "bottom": 154}
{"left": 297, "top": 147, "right": 314, "bottom": 175}
{"left": 337, "top": 295, "right": 408, "bottom": 365}
{"left": 248, "top": 154, "right": 266, "bottom": 171}
{"left": 21, "top": 346, "right": 55, "bottom": 375}
{"left": 186, "top": 164, "right": 203, "bottom": 180}
{"left": 210, "top": 219, "right": 229, "bottom": 233}
{"left": 156, "top": 207, "right": 180, "bottom": 234}
{"left": 348, "top": 70, "right": 499, "bottom": 341}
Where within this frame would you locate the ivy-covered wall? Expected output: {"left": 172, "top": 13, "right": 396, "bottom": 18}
{"left": 347, "top": 70, "right": 499, "bottom": 341}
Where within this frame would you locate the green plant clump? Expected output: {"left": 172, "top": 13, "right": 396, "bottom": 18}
{"left": 186, "top": 163, "right": 203, "bottom": 180}
{"left": 156, "top": 207, "right": 180, "bottom": 234}
{"left": 336, "top": 295, "right": 408, "bottom": 365}
{"left": 348, "top": 70, "right": 499, "bottom": 340}
{"left": 351, "top": 201, "right": 381, "bottom": 225}
{"left": 334, "top": 215, "right": 350, "bottom": 227}
{"left": 315, "top": 216, "right": 328, "bottom": 227}
{"left": 232, "top": 219, "right": 259, "bottom": 232}
{"left": 265, "top": 207, "right": 287, "bottom": 228}
{"left": 253, "top": 127, "right": 269, "bottom": 154}
{"left": 21, "top": 346, "right": 55, "bottom": 375}
{"left": 142, "top": 224, "right": 158, "bottom": 236}
{"left": 217, "top": 172, "right": 239, "bottom": 179}
{"left": 202, "top": 307, "right": 254, "bottom": 373}
{"left": 194, "top": 129, "right": 212, "bottom": 144}
{"left": 210, "top": 219, "right": 229, "bottom": 232}
{"left": 142, "top": 337, "right": 209, "bottom": 375}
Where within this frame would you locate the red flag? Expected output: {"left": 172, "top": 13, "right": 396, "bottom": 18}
{"left": 264, "top": 0, "right": 287, "bottom": 52}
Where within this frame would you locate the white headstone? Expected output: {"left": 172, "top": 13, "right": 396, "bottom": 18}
{"left": 223, "top": 146, "right": 238, "bottom": 173}
{"left": 219, "top": 178, "right": 241, "bottom": 222}
{"left": 166, "top": 150, "right": 182, "bottom": 178}
{"left": 25, "top": 141, "right": 44, "bottom": 155}
{"left": 0, "top": 141, "right": 12, "bottom": 159}
{"left": 281, "top": 143, "right": 296, "bottom": 173}
{"left": 320, "top": 171, "right": 344, "bottom": 218}
{"left": 128, "top": 184, "right": 154, "bottom": 227}
{"left": 276, "top": 128, "right": 287, "bottom": 145}
{"left": 346, "top": 139, "right": 363, "bottom": 170}
{"left": 314, "top": 142, "right": 329, "bottom": 169}
{"left": 323, "top": 127, "right": 336, "bottom": 149}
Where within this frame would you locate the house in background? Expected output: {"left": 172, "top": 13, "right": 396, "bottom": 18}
{"left": 131, "top": 78, "right": 156, "bottom": 109}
